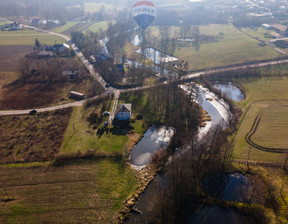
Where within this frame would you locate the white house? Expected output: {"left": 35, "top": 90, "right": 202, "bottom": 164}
{"left": 115, "top": 104, "right": 132, "bottom": 120}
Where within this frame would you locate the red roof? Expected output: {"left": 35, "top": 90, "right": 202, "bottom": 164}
{"left": 133, "top": 1, "right": 155, "bottom": 7}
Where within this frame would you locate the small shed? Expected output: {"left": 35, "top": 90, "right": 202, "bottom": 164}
{"left": 62, "top": 70, "right": 79, "bottom": 79}
{"left": 69, "top": 91, "right": 84, "bottom": 100}
{"left": 115, "top": 104, "right": 132, "bottom": 121}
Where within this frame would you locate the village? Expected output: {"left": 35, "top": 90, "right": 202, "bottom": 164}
{"left": 1, "top": 0, "right": 288, "bottom": 223}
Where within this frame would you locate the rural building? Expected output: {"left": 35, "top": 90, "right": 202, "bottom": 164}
{"left": 95, "top": 53, "right": 114, "bottom": 66}
{"left": 271, "top": 24, "right": 288, "bottom": 35}
{"left": 62, "top": 70, "right": 79, "bottom": 79}
{"left": 32, "top": 19, "right": 47, "bottom": 27}
{"left": 38, "top": 51, "right": 54, "bottom": 58}
{"left": 115, "top": 64, "right": 125, "bottom": 74}
{"left": 52, "top": 44, "right": 70, "bottom": 54}
{"left": 69, "top": 91, "right": 84, "bottom": 100}
{"left": 1, "top": 22, "right": 22, "bottom": 31}
{"left": 262, "top": 23, "right": 272, "bottom": 30}
{"left": 115, "top": 104, "right": 132, "bottom": 121}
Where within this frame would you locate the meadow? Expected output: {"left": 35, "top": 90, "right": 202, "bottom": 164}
{"left": 233, "top": 76, "right": 288, "bottom": 162}
{"left": 0, "top": 159, "right": 137, "bottom": 224}
{"left": 84, "top": 21, "right": 111, "bottom": 34}
{"left": 51, "top": 22, "right": 80, "bottom": 34}
{"left": 0, "top": 30, "right": 65, "bottom": 45}
{"left": 146, "top": 24, "right": 281, "bottom": 70}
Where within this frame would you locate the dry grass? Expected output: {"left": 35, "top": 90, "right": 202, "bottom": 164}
{"left": 0, "top": 108, "right": 72, "bottom": 164}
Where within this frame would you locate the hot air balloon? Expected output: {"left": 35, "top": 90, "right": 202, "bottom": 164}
{"left": 132, "top": 1, "right": 157, "bottom": 30}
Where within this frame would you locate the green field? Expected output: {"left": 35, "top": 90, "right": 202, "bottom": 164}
{"left": 0, "top": 30, "right": 65, "bottom": 45}
{"left": 0, "top": 159, "right": 137, "bottom": 224}
{"left": 146, "top": 24, "right": 281, "bottom": 70}
{"left": 241, "top": 27, "right": 272, "bottom": 42}
{"left": 84, "top": 2, "right": 124, "bottom": 13}
{"left": 175, "top": 24, "right": 281, "bottom": 70}
{"left": 51, "top": 22, "right": 80, "bottom": 33}
{"left": 61, "top": 106, "right": 129, "bottom": 154}
{"left": 233, "top": 77, "right": 288, "bottom": 162}
{"left": 84, "top": 21, "right": 111, "bottom": 33}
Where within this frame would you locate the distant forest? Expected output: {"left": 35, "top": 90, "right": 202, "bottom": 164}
{"left": 0, "top": 0, "right": 131, "bottom": 20}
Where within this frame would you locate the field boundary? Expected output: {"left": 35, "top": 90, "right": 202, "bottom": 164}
{"left": 245, "top": 110, "right": 288, "bottom": 153}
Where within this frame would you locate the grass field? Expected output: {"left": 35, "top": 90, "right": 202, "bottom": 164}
{"left": 233, "top": 77, "right": 288, "bottom": 162}
{"left": 0, "top": 159, "right": 137, "bottom": 224}
{"left": 251, "top": 106, "right": 288, "bottom": 149}
{"left": 146, "top": 24, "right": 281, "bottom": 70}
{"left": 175, "top": 24, "right": 281, "bottom": 70}
{"left": 240, "top": 27, "right": 272, "bottom": 42}
{"left": 84, "top": 21, "right": 111, "bottom": 33}
{"left": 0, "top": 30, "right": 65, "bottom": 45}
{"left": 51, "top": 22, "right": 80, "bottom": 34}
{"left": 84, "top": 2, "right": 124, "bottom": 13}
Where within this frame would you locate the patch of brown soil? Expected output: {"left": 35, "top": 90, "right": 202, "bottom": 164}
{"left": 0, "top": 45, "right": 32, "bottom": 72}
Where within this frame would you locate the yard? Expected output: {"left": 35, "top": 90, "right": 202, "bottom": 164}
{"left": 0, "top": 57, "right": 104, "bottom": 110}
{"left": 61, "top": 100, "right": 143, "bottom": 155}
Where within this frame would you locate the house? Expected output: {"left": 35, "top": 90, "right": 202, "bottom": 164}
{"left": 32, "top": 19, "right": 47, "bottom": 27}
{"left": 95, "top": 53, "right": 114, "bottom": 66}
{"left": 262, "top": 23, "right": 272, "bottom": 30}
{"left": 1, "top": 22, "right": 22, "bottom": 31}
{"left": 271, "top": 24, "right": 288, "bottom": 35}
{"left": 115, "top": 64, "right": 125, "bottom": 74}
{"left": 62, "top": 70, "right": 79, "bottom": 79}
{"left": 115, "top": 104, "right": 132, "bottom": 121}
{"left": 52, "top": 44, "right": 70, "bottom": 54}
{"left": 38, "top": 51, "right": 54, "bottom": 58}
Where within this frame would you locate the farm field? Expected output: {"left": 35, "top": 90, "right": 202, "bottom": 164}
{"left": 84, "top": 21, "right": 111, "bottom": 34}
{"left": 233, "top": 77, "right": 288, "bottom": 163}
{"left": 175, "top": 24, "right": 281, "bottom": 70}
{"left": 0, "top": 45, "right": 32, "bottom": 72}
{"left": 0, "top": 108, "right": 72, "bottom": 164}
{"left": 84, "top": 2, "right": 124, "bottom": 13}
{"left": 147, "top": 24, "right": 281, "bottom": 70}
{"left": 61, "top": 22, "right": 94, "bottom": 36}
{"left": 51, "top": 22, "right": 80, "bottom": 34}
{"left": 240, "top": 27, "right": 273, "bottom": 42}
{"left": 0, "top": 159, "right": 137, "bottom": 224}
{"left": 0, "top": 30, "right": 65, "bottom": 45}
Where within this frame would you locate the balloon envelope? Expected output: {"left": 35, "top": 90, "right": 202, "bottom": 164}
{"left": 132, "top": 1, "right": 157, "bottom": 30}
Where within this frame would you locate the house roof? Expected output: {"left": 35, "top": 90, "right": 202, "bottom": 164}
{"left": 271, "top": 24, "right": 287, "bottom": 33}
{"left": 62, "top": 70, "right": 78, "bottom": 76}
{"left": 117, "top": 104, "right": 131, "bottom": 113}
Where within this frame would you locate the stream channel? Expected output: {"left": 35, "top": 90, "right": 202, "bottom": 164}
{"left": 100, "top": 34, "right": 250, "bottom": 223}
